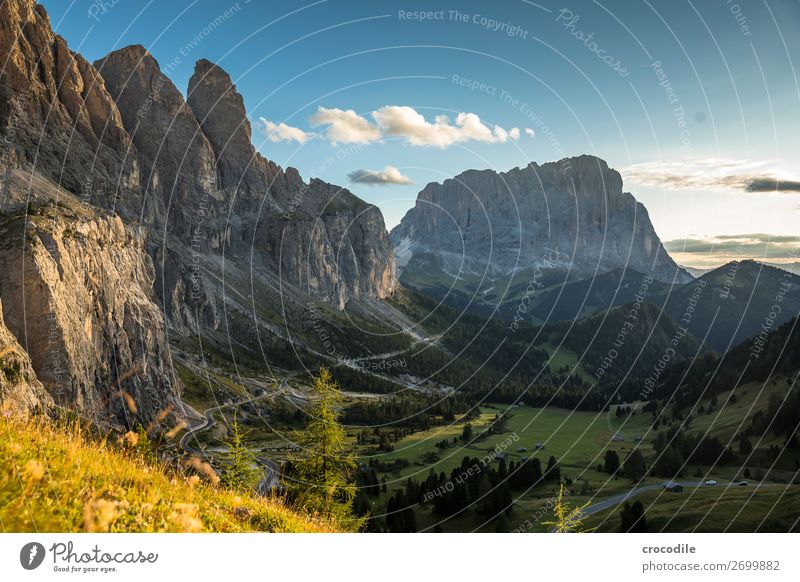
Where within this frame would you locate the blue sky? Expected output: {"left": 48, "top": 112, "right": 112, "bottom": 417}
{"left": 42, "top": 0, "right": 800, "bottom": 267}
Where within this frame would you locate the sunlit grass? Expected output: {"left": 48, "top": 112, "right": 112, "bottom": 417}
{"left": 0, "top": 414, "right": 335, "bottom": 533}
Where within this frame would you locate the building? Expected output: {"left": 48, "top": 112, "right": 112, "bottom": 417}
{"left": 664, "top": 482, "right": 683, "bottom": 493}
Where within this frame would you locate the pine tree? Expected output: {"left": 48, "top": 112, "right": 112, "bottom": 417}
{"left": 604, "top": 450, "right": 620, "bottom": 474}
{"left": 623, "top": 449, "right": 646, "bottom": 482}
{"left": 221, "top": 412, "right": 261, "bottom": 492}
{"left": 738, "top": 434, "right": 753, "bottom": 455}
{"left": 288, "top": 368, "right": 362, "bottom": 529}
{"left": 620, "top": 500, "right": 647, "bottom": 532}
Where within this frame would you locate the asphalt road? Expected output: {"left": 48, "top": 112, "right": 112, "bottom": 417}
{"left": 179, "top": 378, "right": 291, "bottom": 492}
{"left": 580, "top": 480, "right": 776, "bottom": 517}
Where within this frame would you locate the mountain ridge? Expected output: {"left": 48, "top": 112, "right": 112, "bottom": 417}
{"left": 391, "top": 156, "right": 691, "bottom": 311}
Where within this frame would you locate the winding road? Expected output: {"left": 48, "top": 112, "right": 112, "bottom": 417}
{"left": 579, "top": 480, "right": 779, "bottom": 517}
{"left": 179, "top": 377, "right": 293, "bottom": 492}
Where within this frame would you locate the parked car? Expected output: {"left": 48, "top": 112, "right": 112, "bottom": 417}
{"left": 705, "top": 480, "right": 717, "bottom": 486}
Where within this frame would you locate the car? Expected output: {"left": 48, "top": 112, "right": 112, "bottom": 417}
{"left": 705, "top": 480, "right": 717, "bottom": 486}
{"left": 737, "top": 480, "right": 749, "bottom": 486}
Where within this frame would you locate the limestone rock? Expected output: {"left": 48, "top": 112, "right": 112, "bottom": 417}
{"left": 391, "top": 155, "right": 689, "bottom": 284}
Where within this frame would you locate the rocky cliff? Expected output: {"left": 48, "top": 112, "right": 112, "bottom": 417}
{"left": 0, "top": 295, "right": 52, "bottom": 416}
{"left": 0, "top": 171, "right": 181, "bottom": 425}
{"left": 391, "top": 155, "right": 688, "bottom": 283}
{"left": 0, "top": 0, "right": 396, "bottom": 419}
{"left": 94, "top": 45, "right": 395, "bottom": 313}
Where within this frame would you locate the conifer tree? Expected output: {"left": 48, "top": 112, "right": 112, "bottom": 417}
{"left": 289, "top": 368, "right": 362, "bottom": 528}
{"left": 221, "top": 412, "right": 261, "bottom": 492}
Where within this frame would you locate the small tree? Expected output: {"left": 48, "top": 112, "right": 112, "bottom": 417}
{"left": 543, "top": 484, "right": 595, "bottom": 533}
{"left": 738, "top": 434, "right": 753, "bottom": 456}
{"left": 289, "top": 368, "right": 361, "bottom": 528}
{"left": 221, "top": 412, "right": 261, "bottom": 492}
{"left": 461, "top": 422, "right": 473, "bottom": 442}
{"left": 604, "top": 449, "right": 620, "bottom": 474}
{"left": 623, "top": 449, "right": 646, "bottom": 482}
{"left": 620, "top": 500, "right": 647, "bottom": 532}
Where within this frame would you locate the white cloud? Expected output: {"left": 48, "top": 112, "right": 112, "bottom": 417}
{"left": 665, "top": 232, "right": 800, "bottom": 261}
{"left": 525, "top": 127, "right": 535, "bottom": 137}
{"left": 347, "top": 165, "right": 413, "bottom": 186}
{"left": 258, "top": 117, "right": 310, "bottom": 144}
{"left": 621, "top": 159, "right": 800, "bottom": 193}
{"left": 309, "top": 107, "right": 381, "bottom": 144}
{"left": 267, "top": 105, "right": 526, "bottom": 148}
{"left": 371, "top": 106, "right": 519, "bottom": 147}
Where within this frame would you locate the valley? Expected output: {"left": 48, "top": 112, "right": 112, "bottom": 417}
{"left": 0, "top": 0, "right": 798, "bottom": 536}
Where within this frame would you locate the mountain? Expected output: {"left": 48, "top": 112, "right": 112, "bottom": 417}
{"left": 682, "top": 265, "right": 711, "bottom": 278}
{"left": 656, "top": 260, "right": 800, "bottom": 353}
{"left": 766, "top": 261, "right": 800, "bottom": 276}
{"left": 391, "top": 155, "right": 691, "bottom": 314}
{"left": 0, "top": 0, "right": 397, "bottom": 424}
{"left": 558, "top": 301, "right": 702, "bottom": 389}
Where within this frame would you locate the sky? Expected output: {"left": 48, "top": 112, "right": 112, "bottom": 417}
{"left": 41, "top": 0, "right": 800, "bottom": 269}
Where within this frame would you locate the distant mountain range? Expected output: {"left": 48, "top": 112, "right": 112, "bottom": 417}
{"left": 0, "top": 0, "right": 796, "bottom": 429}
{"left": 682, "top": 261, "right": 800, "bottom": 278}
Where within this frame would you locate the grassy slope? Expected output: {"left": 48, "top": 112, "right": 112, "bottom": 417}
{"left": 362, "top": 404, "right": 656, "bottom": 530}
{"left": 583, "top": 487, "right": 800, "bottom": 532}
{"left": 369, "top": 404, "right": 651, "bottom": 480}
{"left": 0, "top": 415, "right": 333, "bottom": 533}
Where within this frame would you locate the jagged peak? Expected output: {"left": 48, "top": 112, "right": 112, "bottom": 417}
{"left": 192, "top": 58, "right": 233, "bottom": 84}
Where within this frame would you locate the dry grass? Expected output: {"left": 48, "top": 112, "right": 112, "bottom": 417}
{"left": 0, "top": 414, "right": 336, "bottom": 533}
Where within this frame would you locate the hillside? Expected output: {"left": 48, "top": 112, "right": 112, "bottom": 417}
{"left": 657, "top": 260, "right": 800, "bottom": 353}
{"left": 0, "top": 413, "right": 334, "bottom": 532}
{"left": 559, "top": 301, "right": 702, "bottom": 393}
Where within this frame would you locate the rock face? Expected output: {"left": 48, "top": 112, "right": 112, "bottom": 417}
{"left": 0, "top": 296, "right": 52, "bottom": 416}
{"left": 0, "top": 0, "right": 396, "bottom": 418}
{"left": 391, "top": 156, "right": 688, "bottom": 284}
{"left": 0, "top": 0, "right": 142, "bottom": 215}
{"left": 0, "top": 172, "right": 181, "bottom": 426}
{"left": 96, "top": 49, "right": 396, "bottom": 311}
